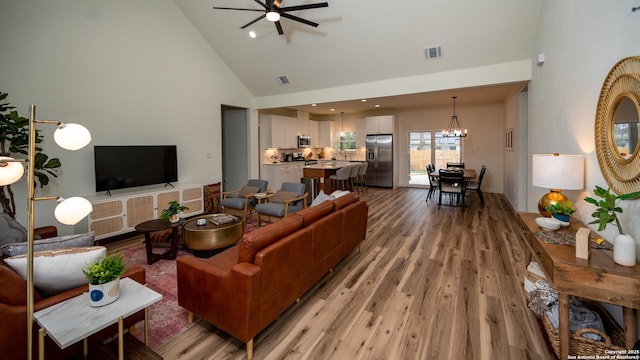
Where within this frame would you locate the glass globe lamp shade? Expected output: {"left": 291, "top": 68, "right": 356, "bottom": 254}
{"left": 266, "top": 11, "right": 280, "bottom": 22}
{"left": 54, "top": 197, "right": 93, "bottom": 225}
{"left": 0, "top": 157, "right": 25, "bottom": 185}
{"left": 54, "top": 123, "right": 92, "bottom": 150}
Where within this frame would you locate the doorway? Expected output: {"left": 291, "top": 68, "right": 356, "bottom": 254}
{"left": 408, "top": 131, "right": 461, "bottom": 186}
{"left": 222, "top": 105, "right": 249, "bottom": 192}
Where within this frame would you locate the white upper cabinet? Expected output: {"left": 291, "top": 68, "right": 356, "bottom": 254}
{"left": 365, "top": 115, "right": 394, "bottom": 135}
{"left": 355, "top": 118, "right": 366, "bottom": 147}
{"left": 318, "top": 121, "right": 334, "bottom": 148}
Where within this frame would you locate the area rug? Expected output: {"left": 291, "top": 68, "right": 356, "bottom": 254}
{"left": 122, "top": 214, "right": 266, "bottom": 349}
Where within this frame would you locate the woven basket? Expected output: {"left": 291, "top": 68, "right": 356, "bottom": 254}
{"left": 542, "top": 300, "right": 625, "bottom": 357}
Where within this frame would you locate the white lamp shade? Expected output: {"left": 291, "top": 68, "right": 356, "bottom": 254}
{"left": 54, "top": 197, "right": 93, "bottom": 225}
{"left": 0, "top": 157, "right": 25, "bottom": 185}
{"left": 266, "top": 11, "right": 280, "bottom": 22}
{"left": 54, "top": 123, "right": 91, "bottom": 150}
{"left": 532, "top": 154, "right": 584, "bottom": 190}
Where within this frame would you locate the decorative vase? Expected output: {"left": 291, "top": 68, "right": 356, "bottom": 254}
{"left": 613, "top": 234, "right": 636, "bottom": 267}
{"left": 551, "top": 214, "right": 570, "bottom": 227}
{"left": 89, "top": 278, "right": 120, "bottom": 307}
{"left": 169, "top": 214, "right": 180, "bottom": 223}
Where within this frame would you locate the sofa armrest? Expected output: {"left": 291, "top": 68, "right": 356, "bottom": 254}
{"left": 177, "top": 256, "right": 261, "bottom": 343}
{"left": 34, "top": 226, "right": 57, "bottom": 239}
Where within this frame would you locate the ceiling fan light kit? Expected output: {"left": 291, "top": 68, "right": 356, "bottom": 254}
{"left": 213, "top": 0, "right": 328, "bottom": 36}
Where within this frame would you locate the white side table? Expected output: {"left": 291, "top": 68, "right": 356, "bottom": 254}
{"left": 34, "top": 277, "right": 162, "bottom": 360}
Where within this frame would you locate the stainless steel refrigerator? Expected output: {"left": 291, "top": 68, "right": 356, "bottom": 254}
{"left": 365, "top": 134, "right": 393, "bottom": 187}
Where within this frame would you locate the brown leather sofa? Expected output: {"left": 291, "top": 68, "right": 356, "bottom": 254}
{"left": 177, "top": 192, "right": 368, "bottom": 359}
{"left": 0, "top": 225, "right": 147, "bottom": 360}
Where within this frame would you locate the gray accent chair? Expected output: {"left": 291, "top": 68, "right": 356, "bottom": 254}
{"left": 220, "top": 179, "right": 268, "bottom": 220}
{"left": 255, "top": 182, "right": 308, "bottom": 226}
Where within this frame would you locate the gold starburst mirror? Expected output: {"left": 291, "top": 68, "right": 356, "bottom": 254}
{"left": 594, "top": 56, "right": 640, "bottom": 195}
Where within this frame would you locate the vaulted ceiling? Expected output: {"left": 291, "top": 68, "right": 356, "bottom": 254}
{"left": 174, "top": 0, "right": 542, "bottom": 114}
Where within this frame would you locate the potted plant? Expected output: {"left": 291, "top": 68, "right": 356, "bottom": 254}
{"left": 160, "top": 200, "right": 189, "bottom": 223}
{"left": 82, "top": 252, "right": 126, "bottom": 306}
{"left": 545, "top": 201, "right": 576, "bottom": 226}
{"left": 584, "top": 185, "right": 640, "bottom": 266}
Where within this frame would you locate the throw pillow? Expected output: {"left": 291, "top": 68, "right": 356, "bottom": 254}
{"left": 4, "top": 246, "right": 107, "bottom": 297}
{"left": 271, "top": 190, "right": 298, "bottom": 204}
{"left": 203, "top": 182, "right": 221, "bottom": 214}
{"left": 311, "top": 190, "right": 335, "bottom": 207}
{"left": 0, "top": 213, "right": 27, "bottom": 247}
{"left": 238, "top": 185, "right": 260, "bottom": 197}
{"left": 330, "top": 190, "right": 351, "bottom": 199}
{"left": 1, "top": 232, "right": 95, "bottom": 257}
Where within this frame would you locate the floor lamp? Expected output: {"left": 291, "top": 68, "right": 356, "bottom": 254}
{"left": 0, "top": 104, "right": 92, "bottom": 360}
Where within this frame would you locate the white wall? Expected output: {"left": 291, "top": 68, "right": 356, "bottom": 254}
{"left": 503, "top": 90, "right": 528, "bottom": 211}
{"left": 529, "top": 0, "right": 640, "bottom": 330}
{"left": 397, "top": 102, "right": 505, "bottom": 194}
{"left": 0, "top": 0, "right": 253, "bottom": 233}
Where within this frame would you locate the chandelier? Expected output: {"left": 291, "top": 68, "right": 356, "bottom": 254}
{"left": 443, "top": 96, "right": 468, "bottom": 137}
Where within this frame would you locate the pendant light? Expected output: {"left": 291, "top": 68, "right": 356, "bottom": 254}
{"left": 443, "top": 96, "right": 468, "bottom": 137}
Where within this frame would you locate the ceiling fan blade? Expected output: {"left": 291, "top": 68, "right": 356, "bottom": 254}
{"left": 253, "top": 0, "right": 269, "bottom": 9}
{"left": 280, "top": 2, "right": 328, "bottom": 12}
{"left": 275, "top": 21, "right": 284, "bottom": 35}
{"left": 280, "top": 12, "right": 319, "bottom": 27}
{"left": 213, "top": 6, "right": 264, "bottom": 12}
{"left": 241, "top": 14, "right": 267, "bottom": 29}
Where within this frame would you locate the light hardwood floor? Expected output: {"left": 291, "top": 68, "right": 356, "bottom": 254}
{"left": 113, "top": 187, "right": 552, "bottom": 360}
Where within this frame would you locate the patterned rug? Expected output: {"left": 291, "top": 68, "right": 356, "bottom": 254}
{"left": 122, "top": 214, "right": 265, "bottom": 349}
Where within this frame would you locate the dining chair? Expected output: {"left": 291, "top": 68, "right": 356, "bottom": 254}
{"left": 446, "top": 162, "right": 465, "bottom": 169}
{"left": 467, "top": 165, "right": 486, "bottom": 207}
{"left": 426, "top": 165, "right": 438, "bottom": 201}
{"left": 438, "top": 169, "right": 465, "bottom": 210}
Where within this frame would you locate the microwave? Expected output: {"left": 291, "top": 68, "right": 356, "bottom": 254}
{"left": 297, "top": 135, "right": 311, "bottom": 147}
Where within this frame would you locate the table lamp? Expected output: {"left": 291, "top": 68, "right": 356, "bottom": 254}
{"left": 532, "top": 153, "right": 584, "bottom": 216}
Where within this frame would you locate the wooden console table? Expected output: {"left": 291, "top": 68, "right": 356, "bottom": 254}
{"left": 517, "top": 212, "right": 640, "bottom": 359}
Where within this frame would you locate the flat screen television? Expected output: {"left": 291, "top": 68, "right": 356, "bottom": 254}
{"left": 94, "top": 145, "right": 178, "bottom": 193}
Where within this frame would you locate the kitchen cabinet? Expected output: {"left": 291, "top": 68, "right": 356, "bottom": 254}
{"left": 263, "top": 163, "right": 304, "bottom": 191}
{"left": 355, "top": 118, "right": 366, "bottom": 147}
{"left": 318, "top": 121, "right": 334, "bottom": 148}
{"left": 78, "top": 184, "right": 203, "bottom": 240}
{"left": 308, "top": 120, "right": 319, "bottom": 147}
{"left": 263, "top": 115, "right": 310, "bottom": 148}
{"left": 365, "top": 115, "right": 394, "bottom": 134}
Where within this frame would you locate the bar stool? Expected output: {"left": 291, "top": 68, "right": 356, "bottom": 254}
{"left": 349, "top": 164, "right": 360, "bottom": 192}
{"left": 328, "top": 166, "right": 352, "bottom": 191}
{"left": 357, "top": 162, "right": 368, "bottom": 194}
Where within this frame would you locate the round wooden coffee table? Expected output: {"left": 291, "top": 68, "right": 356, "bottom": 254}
{"left": 182, "top": 214, "right": 244, "bottom": 256}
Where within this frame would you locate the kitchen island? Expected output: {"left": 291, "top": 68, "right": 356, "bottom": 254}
{"left": 303, "top": 161, "right": 355, "bottom": 194}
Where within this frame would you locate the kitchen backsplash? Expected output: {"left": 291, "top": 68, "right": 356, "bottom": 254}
{"left": 262, "top": 147, "right": 366, "bottom": 163}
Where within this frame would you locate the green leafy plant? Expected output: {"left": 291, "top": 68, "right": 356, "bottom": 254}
{"left": 0, "top": 91, "right": 62, "bottom": 217}
{"left": 545, "top": 201, "right": 576, "bottom": 216}
{"left": 160, "top": 200, "right": 189, "bottom": 219}
{"left": 584, "top": 185, "right": 639, "bottom": 235}
{"left": 82, "top": 253, "right": 126, "bottom": 285}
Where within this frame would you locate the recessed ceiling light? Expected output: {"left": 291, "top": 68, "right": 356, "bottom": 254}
{"left": 249, "top": 31, "right": 256, "bottom": 38}
{"left": 311, "top": 104, "right": 317, "bottom": 107}
{"left": 330, "top": 108, "right": 335, "bottom": 111}
{"left": 374, "top": 104, "right": 380, "bottom": 108}
{"left": 361, "top": 99, "right": 367, "bottom": 102}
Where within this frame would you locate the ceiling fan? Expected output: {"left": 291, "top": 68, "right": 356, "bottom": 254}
{"left": 213, "top": 0, "right": 329, "bottom": 36}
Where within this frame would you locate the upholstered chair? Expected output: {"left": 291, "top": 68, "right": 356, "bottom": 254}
{"left": 255, "top": 182, "right": 307, "bottom": 226}
{"left": 220, "top": 179, "right": 268, "bottom": 220}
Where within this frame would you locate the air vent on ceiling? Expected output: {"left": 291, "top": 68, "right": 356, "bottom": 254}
{"left": 424, "top": 46, "right": 443, "bottom": 60}
{"left": 276, "top": 75, "right": 290, "bottom": 85}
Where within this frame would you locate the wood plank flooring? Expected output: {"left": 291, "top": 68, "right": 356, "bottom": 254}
{"left": 113, "top": 187, "right": 552, "bottom": 359}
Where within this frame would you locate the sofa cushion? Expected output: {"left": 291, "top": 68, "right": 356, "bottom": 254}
{"left": 332, "top": 192, "right": 359, "bottom": 210}
{"left": 4, "top": 246, "right": 106, "bottom": 297}
{"left": 1, "top": 232, "right": 95, "bottom": 257}
{"left": 271, "top": 190, "right": 298, "bottom": 204}
{"left": 0, "top": 265, "right": 43, "bottom": 305}
{"left": 0, "top": 213, "right": 27, "bottom": 247}
{"left": 298, "top": 201, "right": 334, "bottom": 227}
{"left": 238, "top": 215, "right": 303, "bottom": 263}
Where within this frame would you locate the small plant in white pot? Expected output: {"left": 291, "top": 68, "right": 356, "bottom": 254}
{"left": 83, "top": 252, "right": 126, "bottom": 306}
{"left": 584, "top": 186, "right": 640, "bottom": 266}
{"left": 545, "top": 201, "right": 576, "bottom": 227}
{"left": 160, "top": 201, "right": 189, "bottom": 223}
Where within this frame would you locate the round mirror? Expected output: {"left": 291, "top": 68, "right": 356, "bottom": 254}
{"left": 612, "top": 96, "right": 640, "bottom": 159}
{"left": 595, "top": 56, "right": 640, "bottom": 195}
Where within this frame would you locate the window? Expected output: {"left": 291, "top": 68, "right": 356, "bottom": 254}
{"left": 338, "top": 131, "right": 356, "bottom": 151}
